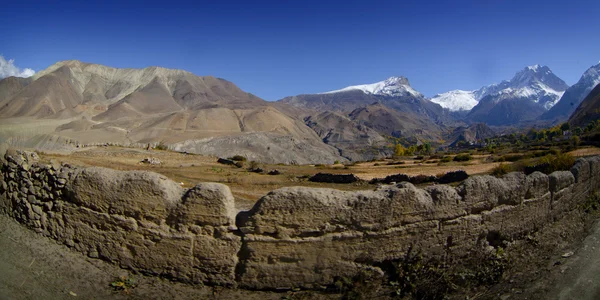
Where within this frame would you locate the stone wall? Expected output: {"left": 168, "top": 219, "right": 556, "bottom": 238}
{"left": 1, "top": 149, "right": 599, "bottom": 290}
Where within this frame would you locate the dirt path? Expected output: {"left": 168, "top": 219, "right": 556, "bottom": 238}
{"left": 524, "top": 219, "right": 600, "bottom": 299}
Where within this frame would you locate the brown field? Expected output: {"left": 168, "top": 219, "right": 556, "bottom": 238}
{"left": 39, "top": 146, "right": 599, "bottom": 210}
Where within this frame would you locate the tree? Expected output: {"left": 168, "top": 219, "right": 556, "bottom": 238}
{"left": 423, "top": 142, "right": 432, "bottom": 155}
{"left": 570, "top": 135, "right": 580, "bottom": 147}
{"left": 560, "top": 122, "right": 571, "bottom": 132}
{"left": 394, "top": 144, "right": 406, "bottom": 157}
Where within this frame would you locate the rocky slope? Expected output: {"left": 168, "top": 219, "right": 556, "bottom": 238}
{"left": 569, "top": 83, "right": 600, "bottom": 127}
{"left": 448, "top": 123, "right": 496, "bottom": 146}
{"left": 276, "top": 76, "right": 460, "bottom": 159}
{"left": 466, "top": 65, "right": 568, "bottom": 125}
{"left": 541, "top": 63, "right": 600, "bottom": 123}
{"left": 0, "top": 61, "right": 343, "bottom": 164}
{"left": 304, "top": 111, "right": 389, "bottom": 161}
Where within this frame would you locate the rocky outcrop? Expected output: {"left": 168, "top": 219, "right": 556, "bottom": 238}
{"left": 1, "top": 149, "right": 599, "bottom": 290}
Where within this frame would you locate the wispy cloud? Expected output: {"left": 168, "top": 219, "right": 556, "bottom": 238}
{"left": 0, "top": 55, "right": 35, "bottom": 79}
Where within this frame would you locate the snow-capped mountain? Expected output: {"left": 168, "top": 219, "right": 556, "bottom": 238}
{"left": 433, "top": 65, "right": 567, "bottom": 114}
{"left": 540, "top": 62, "right": 600, "bottom": 122}
{"left": 430, "top": 90, "right": 478, "bottom": 111}
{"left": 464, "top": 65, "right": 569, "bottom": 125}
{"left": 321, "top": 76, "right": 422, "bottom": 97}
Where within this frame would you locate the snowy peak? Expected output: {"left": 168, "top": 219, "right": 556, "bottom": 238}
{"left": 540, "top": 62, "right": 600, "bottom": 122}
{"left": 430, "top": 90, "right": 478, "bottom": 112}
{"left": 322, "top": 76, "right": 421, "bottom": 97}
{"left": 581, "top": 62, "right": 600, "bottom": 87}
{"left": 510, "top": 65, "right": 568, "bottom": 91}
{"left": 432, "top": 65, "right": 569, "bottom": 113}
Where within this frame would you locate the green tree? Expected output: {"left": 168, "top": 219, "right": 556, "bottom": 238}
{"left": 560, "top": 122, "right": 571, "bottom": 132}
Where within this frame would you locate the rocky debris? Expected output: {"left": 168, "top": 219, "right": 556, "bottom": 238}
{"left": 267, "top": 169, "right": 281, "bottom": 175}
{"left": 140, "top": 157, "right": 161, "bottom": 165}
{"left": 308, "top": 173, "right": 360, "bottom": 184}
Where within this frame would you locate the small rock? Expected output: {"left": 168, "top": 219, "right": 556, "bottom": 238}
{"left": 562, "top": 251, "right": 574, "bottom": 258}
{"left": 140, "top": 157, "right": 161, "bottom": 165}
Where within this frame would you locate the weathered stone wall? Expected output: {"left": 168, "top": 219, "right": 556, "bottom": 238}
{"left": 0, "top": 149, "right": 240, "bottom": 286}
{"left": 1, "top": 149, "right": 599, "bottom": 290}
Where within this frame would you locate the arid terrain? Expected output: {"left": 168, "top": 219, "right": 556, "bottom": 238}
{"left": 2, "top": 146, "right": 600, "bottom": 299}
{"left": 36, "top": 146, "right": 600, "bottom": 210}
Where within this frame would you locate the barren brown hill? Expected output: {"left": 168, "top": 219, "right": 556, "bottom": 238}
{"left": 348, "top": 103, "right": 443, "bottom": 141}
{"left": 0, "top": 60, "right": 344, "bottom": 164}
{"left": 305, "top": 111, "right": 389, "bottom": 161}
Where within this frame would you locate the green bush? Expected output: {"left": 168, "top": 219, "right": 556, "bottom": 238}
{"left": 502, "top": 154, "right": 524, "bottom": 162}
{"left": 453, "top": 154, "right": 471, "bottom": 162}
{"left": 440, "top": 156, "right": 452, "bottom": 163}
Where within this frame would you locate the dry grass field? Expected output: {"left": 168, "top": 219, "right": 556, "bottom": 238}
{"left": 38, "top": 146, "right": 600, "bottom": 211}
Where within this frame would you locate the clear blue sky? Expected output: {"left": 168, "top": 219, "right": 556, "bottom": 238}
{"left": 2, "top": 0, "right": 599, "bottom": 100}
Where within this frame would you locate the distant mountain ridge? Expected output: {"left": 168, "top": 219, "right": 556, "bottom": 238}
{"left": 569, "top": 83, "right": 600, "bottom": 127}
{"left": 321, "top": 76, "right": 421, "bottom": 97}
{"left": 466, "top": 65, "right": 568, "bottom": 125}
{"left": 433, "top": 65, "right": 568, "bottom": 117}
{"left": 540, "top": 63, "right": 600, "bottom": 123}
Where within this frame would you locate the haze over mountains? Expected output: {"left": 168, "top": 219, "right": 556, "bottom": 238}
{"left": 0, "top": 59, "right": 599, "bottom": 163}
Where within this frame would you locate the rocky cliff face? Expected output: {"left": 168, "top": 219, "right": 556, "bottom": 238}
{"left": 2, "top": 149, "right": 599, "bottom": 289}
{"left": 542, "top": 63, "right": 600, "bottom": 123}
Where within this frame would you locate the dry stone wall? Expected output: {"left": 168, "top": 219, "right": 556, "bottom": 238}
{"left": 1, "top": 149, "right": 599, "bottom": 290}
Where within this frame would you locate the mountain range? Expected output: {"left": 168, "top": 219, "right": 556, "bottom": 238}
{"left": 0, "top": 59, "right": 599, "bottom": 163}
{"left": 432, "top": 65, "right": 570, "bottom": 125}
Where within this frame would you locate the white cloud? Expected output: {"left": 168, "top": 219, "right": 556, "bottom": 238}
{"left": 0, "top": 55, "right": 35, "bottom": 79}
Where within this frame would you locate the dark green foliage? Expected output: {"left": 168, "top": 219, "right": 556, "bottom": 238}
{"left": 453, "top": 153, "right": 471, "bottom": 162}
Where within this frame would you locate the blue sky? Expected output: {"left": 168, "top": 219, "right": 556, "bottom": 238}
{"left": 2, "top": 0, "right": 599, "bottom": 100}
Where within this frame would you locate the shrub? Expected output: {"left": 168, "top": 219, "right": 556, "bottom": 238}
{"left": 501, "top": 154, "right": 524, "bottom": 162}
{"left": 229, "top": 155, "right": 247, "bottom": 162}
{"left": 437, "top": 170, "right": 469, "bottom": 184}
{"left": 440, "top": 156, "right": 452, "bottom": 163}
{"left": 491, "top": 163, "right": 511, "bottom": 177}
{"left": 154, "top": 141, "right": 169, "bottom": 151}
{"left": 547, "top": 152, "right": 575, "bottom": 173}
{"left": 453, "top": 154, "right": 472, "bottom": 162}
